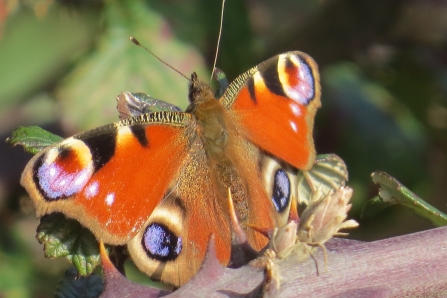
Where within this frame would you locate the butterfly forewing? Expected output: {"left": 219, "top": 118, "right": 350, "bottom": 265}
{"left": 222, "top": 52, "right": 321, "bottom": 171}
{"left": 21, "top": 112, "right": 193, "bottom": 245}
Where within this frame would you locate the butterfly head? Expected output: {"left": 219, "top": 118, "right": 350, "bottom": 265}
{"left": 188, "top": 72, "right": 216, "bottom": 106}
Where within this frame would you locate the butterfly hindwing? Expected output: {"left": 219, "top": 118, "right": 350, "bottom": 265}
{"left": 20, "top": 112, "right": 193, "bottom": 244}
{"left": 219, "top": 136, "right": 296, "bottom": 252}
{"left": 127, "top": 147, "right": 233, "bottom": 286}
{"left": 222, "top": 51, "right": 321, "bottom": 171}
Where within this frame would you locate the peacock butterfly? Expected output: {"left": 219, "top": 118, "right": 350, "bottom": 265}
{"left": 20, "top": 51, "right": 321, "bottom": 286}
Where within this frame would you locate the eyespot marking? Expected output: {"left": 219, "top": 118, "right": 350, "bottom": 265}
{"left": 271, "top": 169, "right": 291, "bottom": 213}
{"left": 142, "top": 223, "right": 182, "bottom": 262}
{"left": 278, "top": 54, "right": 315, "bottom": 106}
{"left": 34, "top": 139, "right": 94, "bottom": 200}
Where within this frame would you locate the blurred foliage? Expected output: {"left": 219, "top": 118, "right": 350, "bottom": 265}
{"left": 1, "top": 0, "right": 447, "bottom": 296}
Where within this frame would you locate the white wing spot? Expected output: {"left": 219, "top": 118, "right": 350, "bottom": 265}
{"left": 85, "top": 181, "right": 99, "bottom": 199}
{"left": 290, "top": 121, "right": 298, "bottom": 133}
{"left": 290, "top": 103, "right": 301, "bottom": 116}
{"left": 105, "top": 193, "right": 115, "bottom": 206}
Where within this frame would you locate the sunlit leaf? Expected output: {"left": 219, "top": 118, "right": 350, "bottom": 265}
{"left": 6, "top": 126, "right": 62, "bottom": 154}
{"left": 297, "top": 154, "right": 348, "bottom": 205}
{"left": 362, "top": 172, "right": 447, "bottom": 227}
{"left": 36, "top": 214, "right": 101, "bottom": 275}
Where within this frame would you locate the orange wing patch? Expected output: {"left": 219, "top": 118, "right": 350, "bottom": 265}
{"left": 21, "top": 121, "right": 191, "bottom": 245}
{"left": 224, "top": 52, "right": 321, "bottom": 171}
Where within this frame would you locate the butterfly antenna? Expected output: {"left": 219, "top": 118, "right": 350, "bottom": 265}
{"left": 210, "top": 0, "right": 226, "bottom": 82}
{"left": 130, "top": 37, "right": 190, "bottom": 81}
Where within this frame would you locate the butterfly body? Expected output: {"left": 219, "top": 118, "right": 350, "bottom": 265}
{"left": 21, "top": 52, "right": 321, "bottom": 286}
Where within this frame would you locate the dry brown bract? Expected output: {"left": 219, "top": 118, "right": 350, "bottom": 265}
{"left": 256, "top": 186, "right": 359, "bottom": 297}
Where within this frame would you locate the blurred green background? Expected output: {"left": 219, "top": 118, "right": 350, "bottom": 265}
{"left": 1, "top": 0, "right": 447, "bottom": 296}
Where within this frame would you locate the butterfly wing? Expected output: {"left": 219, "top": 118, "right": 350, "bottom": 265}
{"left": 116, "top": 91, "right": 182, "bottom": 120}
{"left": 20, "top": 112, "right": 193, "bottom": 245}
{"left": 21, "top": 110, "right": 233, "bottom": 286}
{"left": 221, "top": 52, "right": 321, "bottom": 171}
{"left": 214, "top": 52, "right": 320, "bottom": 249}
{"left": 127, "top": 146, "right": 232, "bottom": 286}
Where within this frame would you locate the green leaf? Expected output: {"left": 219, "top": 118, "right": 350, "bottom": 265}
{"left": 296, "top": 154, "right": 349, "bottom": 205}
{"left": 36, "top": 214, "right": 101, "bottom": 276}
{"left": 54, "top": 268, "right": 103, "bottom": 298}
{"left": 360, "top": 196, "right": 391, "bottom": 219}
{"left": 362, "top": 172, "right": 447, "bottom": 227}
{"left": 6, "top": 126, "right": 63, "bottom": 154}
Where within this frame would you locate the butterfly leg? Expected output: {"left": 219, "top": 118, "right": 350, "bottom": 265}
{"left": 227, "top": 188, "right": 259, "bottom": 267}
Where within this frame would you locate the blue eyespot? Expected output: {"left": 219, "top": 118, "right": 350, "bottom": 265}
{"left": 271, "top": 169, "right": 290, "bottom": 213}
{"left": 142, "top": 223, "right": 182, "bottom": 262}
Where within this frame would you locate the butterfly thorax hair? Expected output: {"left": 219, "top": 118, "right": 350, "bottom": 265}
{"left": 185, "top": 72, "right": 252, "bottom": 225}
{"left": 186, "top": 73, "right": 230, "bottom": 158}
